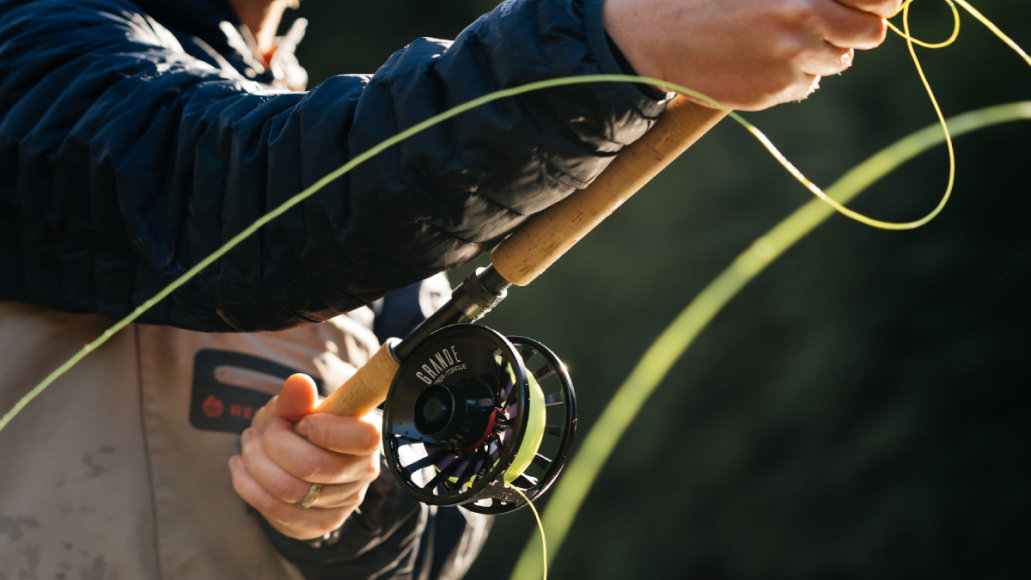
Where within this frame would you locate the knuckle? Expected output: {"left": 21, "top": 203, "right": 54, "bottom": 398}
{"left": 776, "top": 0, "right": 815, "bottom": 24}
{"left": 237, "top": 482, "right": 278, "bottom": 515}
{"left": 297, "top": 453, "right": 323, "bottom": 481}
{"left": 769, "top": 37, "right": 806, "bottom": 65}
{"left": 328, "top": 455, "right": 358, "bottom": 483}
{"left": 244, "top": 445, "right": 266, "bottom": 467}
{"left": 365, "top": 460, "right": 381, "bottom": 481}
{"left": 851, "top": 13, "right": 887, "bottom": 48}
{"left": 347, "top": 461, "right": 378, "bottom": 486}
{"left": 261, "top": 429, "right": 288, "bottom": 459}
{"left": 306, "top": 419, "right": 328, "bottom": 448}
{"left": 875, "top": 0, "right": 903, "bottom": 18}
{"left": 255, "top": 493, "right": 280, "bottom": 515}
{"left": 339, "top": 495, "right": 363, "bottom": 512}
{"left": 240, "top": 441, "right": 255, "bottom": 463}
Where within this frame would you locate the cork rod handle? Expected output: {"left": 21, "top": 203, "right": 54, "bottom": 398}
{"left": 491, "top": 98, "right": 725, "bottom": 286}
{"left": 314, "top": 340, "right": 400, "bottom": 417}
{"left": 316, "top": 98, "right": 725, "bottom": 418}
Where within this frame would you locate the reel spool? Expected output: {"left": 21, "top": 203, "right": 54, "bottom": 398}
{"left": 383, "top": 324, "right": 576, "bottom": 514}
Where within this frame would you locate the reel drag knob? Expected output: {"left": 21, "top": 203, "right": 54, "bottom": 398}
{"left": 382, "top": 324, "right": 576, "bottom": 514}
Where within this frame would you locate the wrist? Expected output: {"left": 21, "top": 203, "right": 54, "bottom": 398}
{"left": 601, "top": 0, "right": 660, "bottom": 77}
{"left": 584, "top": 0, "right": 669, "bottom": 116}
{"left": 605, "top": 33, "right": 668, "bottom": 99}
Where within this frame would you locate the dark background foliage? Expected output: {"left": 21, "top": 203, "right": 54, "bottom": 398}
{"left": 284, "top": 1, "right": 1030, "bottom": 578}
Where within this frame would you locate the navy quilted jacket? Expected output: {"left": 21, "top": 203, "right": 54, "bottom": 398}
{"left": 0, "top": 0, "right": 664, "bottom": 332}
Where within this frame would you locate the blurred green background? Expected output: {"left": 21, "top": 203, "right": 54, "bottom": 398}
{"left": 285, "top": 1, "right": 1030, "bottom": 578}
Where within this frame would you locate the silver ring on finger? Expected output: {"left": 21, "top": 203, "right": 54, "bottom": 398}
{"left": 295, "top": 483, "right": 323, "bottom": 509}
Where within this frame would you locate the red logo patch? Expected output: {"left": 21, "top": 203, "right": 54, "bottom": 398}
{"left": 229, "top": 403, "right": 255, "bottom": 420}
{"left": 202, "top": 395, "right": 225, "bottom": 419}
{"left": 190, "top": 349, "right": 311, "bottom": 434}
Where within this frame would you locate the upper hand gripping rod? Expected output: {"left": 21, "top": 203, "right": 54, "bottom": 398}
{"left": 315, "top": 97, "right": 726, "bottom": 417}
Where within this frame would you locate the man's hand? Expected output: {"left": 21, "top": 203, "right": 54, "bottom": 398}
{"left": 228, "top": 374, "right": 382, "bottom": 540}
{"left": 604, "top": 0, "right": 902, "bottom": 111}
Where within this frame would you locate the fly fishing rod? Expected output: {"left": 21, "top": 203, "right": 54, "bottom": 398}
{"left": 312, "top": 97, "right": 725, "bottom": 513}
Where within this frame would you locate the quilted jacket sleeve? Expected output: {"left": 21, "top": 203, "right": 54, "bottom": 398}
{"left": 0, "top": 0, "right": 666, "bottom": 332}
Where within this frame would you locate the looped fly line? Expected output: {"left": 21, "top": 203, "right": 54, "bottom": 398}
{"left": 509, "top": 2, "right": 1031, "bottom": 578}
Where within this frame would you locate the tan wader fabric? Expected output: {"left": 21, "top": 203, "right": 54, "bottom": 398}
{"left": 0, "top": 299, "right": 379, "bottom": 579}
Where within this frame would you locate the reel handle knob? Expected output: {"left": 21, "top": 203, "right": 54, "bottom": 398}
{"left": 314, "top": 339, "right": 400, "bottom": 417}
{"left": 491, "top": 97, "right": 726, "bottom": 286}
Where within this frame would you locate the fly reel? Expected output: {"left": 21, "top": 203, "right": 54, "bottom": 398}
{"left": 383, "top": 324, "right": 576, "bottom": 514}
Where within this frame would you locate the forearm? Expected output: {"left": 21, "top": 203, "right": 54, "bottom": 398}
{"left": 178, "top": 0, "right": 668, "bottom": 332}
{"left": 0, "top": 0, "right": 664, "bottom": 332}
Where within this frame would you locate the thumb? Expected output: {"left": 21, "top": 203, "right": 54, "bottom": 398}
{"left": 275, "top": 373, "right": 320, "bottom": 421}
{"left": 251, "top": 373, "right": 319, "bottom": 430}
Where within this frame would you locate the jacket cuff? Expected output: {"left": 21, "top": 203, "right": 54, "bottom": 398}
{"left": 583, "top": 0, "right": 669, "bottom": 117}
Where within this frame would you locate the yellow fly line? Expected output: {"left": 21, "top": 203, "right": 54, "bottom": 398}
{"left": 0, "top": 2, "right": 988, "bottom": 434}
{"left": 509, "top": 2, "right": 1031, "bottom": 578}
{"left": 0, "top": 5, "right": 1028, "bottom": 576}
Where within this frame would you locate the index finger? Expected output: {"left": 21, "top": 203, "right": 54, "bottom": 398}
{"left": 295, "top": 413, "right": 382, "bottom": 456}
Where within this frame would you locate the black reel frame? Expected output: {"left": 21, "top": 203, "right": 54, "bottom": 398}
{"left": 383, "top": 324, "right": 576, "bottom": 514}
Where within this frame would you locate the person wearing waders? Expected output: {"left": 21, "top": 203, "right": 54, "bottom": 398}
{"left": 0, "top": 0, "right": 900, "bottom": 577}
